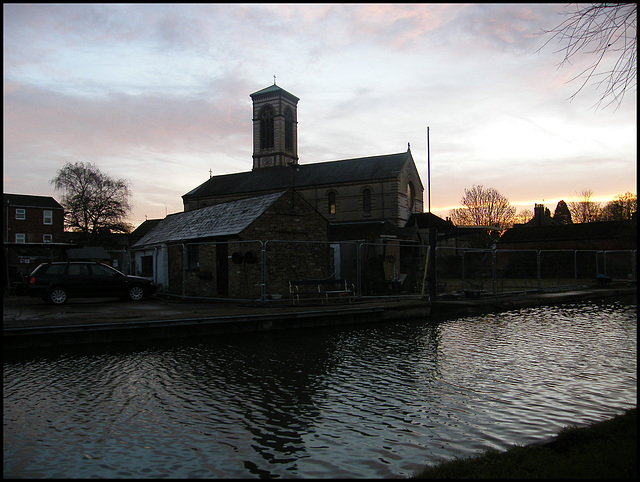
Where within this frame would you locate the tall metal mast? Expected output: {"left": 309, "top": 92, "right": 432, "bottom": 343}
{"left": 427, "top": 126, "right": 431, "bottom": 214}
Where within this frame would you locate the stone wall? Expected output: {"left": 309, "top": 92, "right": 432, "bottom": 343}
{"left": 169, "top": 190, "right": 331, "bottom": 300}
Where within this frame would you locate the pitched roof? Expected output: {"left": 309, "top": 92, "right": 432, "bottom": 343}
{"left": 250, "top": 84, "right": 299, "bottom": 102}
{"left": 406, "top": 212, "right": 455, "bottom": 230}
{"left": 131, "top": 219, "right": 163, "bottom": 239}
{"left": 133, "top": 191, "right": 287, "bottom": 248}
{"left": 3, "top": 193, "right": 63, "bottom": 209}
{"left": 184, "top": 151, "right": 419, "bottom": 200}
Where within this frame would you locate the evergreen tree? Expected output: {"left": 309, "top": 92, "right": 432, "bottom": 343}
{"left": 553, "top": 200, "right": 573, "bottom": 224}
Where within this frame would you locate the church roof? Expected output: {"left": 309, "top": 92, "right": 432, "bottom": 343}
{"left": 133, "top": 191, "right": 287, "bottom": 248}
{"left": 184, "top": 151, "right": 419, "bottom": 200}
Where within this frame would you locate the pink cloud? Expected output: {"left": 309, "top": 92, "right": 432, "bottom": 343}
{"left": 3, "top": 81, "right": 252, "bottom": 161}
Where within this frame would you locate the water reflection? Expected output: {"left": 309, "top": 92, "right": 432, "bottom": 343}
{"left": 3, "top": 300, "right": 636, "bottom": 478}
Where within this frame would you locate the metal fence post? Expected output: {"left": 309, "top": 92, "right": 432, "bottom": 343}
{"left": 261, "top": 240, "right": 267, "bottom": 303}
{"left": 356, "top": 242, "right": 363, "bottom": 300}
{"left": 536, "top": 250, "right": 541, "bottom": 291}
{"left": 492, "top": 246, "right": 497, "bottom": 295}
{"left": 181, "top": 243, "right": 186, "bottom": 299}
{"left": 461, "top": 249, "right": 466, "bottom": 291}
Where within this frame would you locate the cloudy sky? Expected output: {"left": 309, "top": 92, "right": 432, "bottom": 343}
{"left": 3, "top": 3, "right": 636, "bottom": 227}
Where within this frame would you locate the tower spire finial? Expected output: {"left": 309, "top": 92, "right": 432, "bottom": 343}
{"left": 273, "top": 74, "right": 276, "bottom": 85}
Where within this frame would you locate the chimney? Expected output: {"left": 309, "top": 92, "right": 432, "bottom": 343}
{"left": 534, "top": 203, "right": 545, "bottom": 226}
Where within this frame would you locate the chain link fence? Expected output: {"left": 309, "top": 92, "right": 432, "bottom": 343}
{"left": 157, "top": 240, "right": 636, "bottom": 302}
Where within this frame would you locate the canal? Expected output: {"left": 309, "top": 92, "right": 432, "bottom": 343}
{"left": 3, "top": 299, "right": 636, "bottom": 478}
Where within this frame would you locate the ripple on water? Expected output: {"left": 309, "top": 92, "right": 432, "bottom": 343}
{"left": 3, "top": 300, "right": 636, "bottom": 478}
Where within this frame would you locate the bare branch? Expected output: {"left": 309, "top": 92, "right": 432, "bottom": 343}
{"left": 538, "top": 3, "right": 637, "bottom": 110}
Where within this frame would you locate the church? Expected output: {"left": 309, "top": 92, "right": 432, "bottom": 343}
{"left": 133, "top": 84, "right": 431, "bottom": 298}
{"left": 182, "top": 83, "right": 425, "bottom": 241}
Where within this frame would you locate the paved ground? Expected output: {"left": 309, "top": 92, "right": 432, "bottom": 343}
{"left": 4, "top": 284, "right": 635, "bottom": 330}
{"left": 2, "top": 293, "right": 368, "bottom": 329}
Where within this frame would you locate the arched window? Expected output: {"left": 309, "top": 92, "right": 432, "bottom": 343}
{"left": 363, "top": 188, "right": 371, "bottom": 213}
{"left": 328, "top": 192, "right": 336, "bottom": 215}
{"left": 260, "top": 106, "right": 275, "bottom": 149}
{"left": 285, "top": 109, "right": 294, "bottom": 152}
{"left": 407, "top": 181, "right": 415, "bottom": 211}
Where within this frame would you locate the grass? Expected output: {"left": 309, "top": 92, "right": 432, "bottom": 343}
{"left": 412, "top": 408, "right": 636, "bottom": 479}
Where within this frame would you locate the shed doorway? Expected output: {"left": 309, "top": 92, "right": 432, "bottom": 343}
{"left": 216, "top": 242, "right": 229, "bottom": 296}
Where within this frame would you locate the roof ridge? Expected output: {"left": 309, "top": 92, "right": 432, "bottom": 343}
{"left": 183, "top": 151, "right": 412, "bottom": 199}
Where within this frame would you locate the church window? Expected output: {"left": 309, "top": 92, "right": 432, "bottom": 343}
{"left": 285, "top": 109, "right": 294, "bottom": 152}
{"left": 363, "top": 188, "right": 371, "bottom": 213}
{"left": 407, "top": 181, "right": 415, "bottom": 211}
{"left": 260, "top": 106, "right": 275, "bottom": 149}
{"left": 328, "top": 192, "right": 336, "bottom": 215}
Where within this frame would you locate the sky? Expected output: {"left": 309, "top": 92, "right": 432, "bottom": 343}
{"left": 3, "top": 3, "right": 637, "bottom": 228}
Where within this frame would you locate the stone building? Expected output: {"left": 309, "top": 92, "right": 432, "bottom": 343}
{"left": 131, "top": 189, "right": 330, "bottom": 299}
{"left": 182, "top": 84, "right": 425, "bottom": 239}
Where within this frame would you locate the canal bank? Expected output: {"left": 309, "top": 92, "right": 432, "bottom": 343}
{"left": 3, "top": 284, "right": 636, "bottom": 352}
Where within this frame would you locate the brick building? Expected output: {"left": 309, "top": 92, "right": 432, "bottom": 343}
{"left": 4, "top": 193, "right": 64, "bottom": 244}
{"left": 3, "top": 193, "right": 69, "bottom": 288}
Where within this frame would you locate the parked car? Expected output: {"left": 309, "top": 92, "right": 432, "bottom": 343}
{"left": 27, "top": 262, "right": 157, "bottom": 305}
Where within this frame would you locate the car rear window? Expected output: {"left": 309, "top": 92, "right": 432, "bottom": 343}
{"left": 43, "top": 264, "right": 66, "bottom": 276}
{"left": 68, "top": 264, "right": 90, "bottom": 276}
{"left": 90, "top": 264, "right": 116, "bottom": 278}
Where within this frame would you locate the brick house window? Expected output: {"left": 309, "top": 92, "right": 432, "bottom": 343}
{"left": 15, "top": 209, "right": 25, "bottom": 220}
{"left": 43, "top": 210, "right": 53, "bottom": 225}
{"left": 43, "top": 234, "right": 53, "bottom": 243}
{"left": 15, "top": 233, "right": 25, "bottom": 243}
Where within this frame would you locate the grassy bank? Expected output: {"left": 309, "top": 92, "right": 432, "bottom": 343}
{"left": 412, "top": 408, "right": 636, "bottom": 479}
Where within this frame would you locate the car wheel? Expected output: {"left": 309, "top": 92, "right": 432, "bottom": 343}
{"left": 47, "top": 286, "right": 68, "bottom": 305}
{"left": 128, "top": 285, "right": 145, "bottom": 301}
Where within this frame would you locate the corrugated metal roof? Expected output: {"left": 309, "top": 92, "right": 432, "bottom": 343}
{"left": 184, "top": 151, "right": 416, "bottom": 200}
{"left": 133, "top": 191, "right": 286, "bottom": 248}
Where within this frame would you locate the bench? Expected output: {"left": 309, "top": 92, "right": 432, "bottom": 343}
{"left": 289, "top": 279, "right": 355, "bottom": 305}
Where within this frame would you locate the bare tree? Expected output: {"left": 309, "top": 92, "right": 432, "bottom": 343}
{"left": 568, "top": 188, "right": 601, "bottom": 223}
{"left": 539, "top": 3, "right": 637, "bottom": 109}
{"left": 51, "top": 161, "right": 133, "bottom": 244}
{"left": 449, "top": 185, "right": 516, "bottom": 229}
{"left": 600, "top": 191, "right": 637, "bottom": 220}
{"left": 513, "top": 208, "right": 534, "bottom": 225}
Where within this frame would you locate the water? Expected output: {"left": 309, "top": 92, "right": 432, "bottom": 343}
{"left": 3, "top": 300, "right": 636, "bottom": 478}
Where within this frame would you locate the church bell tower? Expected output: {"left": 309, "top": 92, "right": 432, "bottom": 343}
{"left": 250, "top": 82, "right": 299, "bottom": 170}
